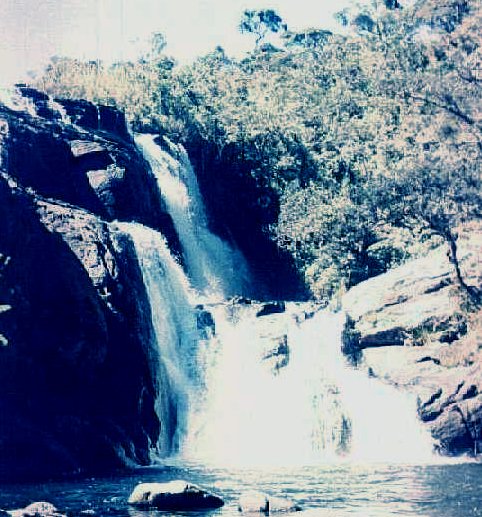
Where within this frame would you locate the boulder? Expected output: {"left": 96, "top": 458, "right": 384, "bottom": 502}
{"left": 8, "top": 502, "right": 65, "bottom": 517}
{"left": 128, "top": 481, "right": 224, "bottom": 510}
{"left": 256, "top": 302, "right": 286, "bottom": 318}
{"left": 238, "top": 492, "right": 302, "bottom": 514}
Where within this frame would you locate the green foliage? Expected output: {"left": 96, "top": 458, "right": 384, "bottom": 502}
{"left": 36, "top": 36, "right": 176, "bottom": 132}
{"left": 239, "top": 9, "right": 288, "bottom": 47}
{"left": 33, "top": 1, "right": 481, "bottom": 301}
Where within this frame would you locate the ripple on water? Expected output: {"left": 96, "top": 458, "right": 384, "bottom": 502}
{"left": 0, "top": 462, "right": 480, "bottom": 517}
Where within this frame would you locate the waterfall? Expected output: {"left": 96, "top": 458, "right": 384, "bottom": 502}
{"left": 114, "top": 222, "right": 199, "bottom": 455}
{"left": 135, "top": 133, "right": 251, "bottom": 300}
{"left": 183, "top": 303, "right": 435, "bottom": 467}
{"left": 119, "top": 135, "right": 435, "bottom": 465}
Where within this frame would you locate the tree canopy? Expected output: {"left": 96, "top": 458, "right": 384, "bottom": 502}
{"left": 35, "top": 0, "right": 481, "bottom": 302}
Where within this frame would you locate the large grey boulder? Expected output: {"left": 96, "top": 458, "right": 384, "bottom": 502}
{"left": 128, "top": 480, "right": 224, "bottom": 510}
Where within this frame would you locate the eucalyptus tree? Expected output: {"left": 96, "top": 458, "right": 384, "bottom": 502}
{"left": 239, "top": 9, "right": 288, "bottom": 48}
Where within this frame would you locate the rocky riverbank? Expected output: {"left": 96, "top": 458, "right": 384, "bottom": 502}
{"left": 342, "top": 225, "right": 481, "bottom": 456}
{"left": 0, "top": 89, "right": 176, "bottom": 481}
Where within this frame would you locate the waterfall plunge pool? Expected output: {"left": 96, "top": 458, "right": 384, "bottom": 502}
{"left": 0, "top": 461, "right": 481, "bottom": 516}
{"left": 3, "top": 135, "right": 477, "bottom": 515}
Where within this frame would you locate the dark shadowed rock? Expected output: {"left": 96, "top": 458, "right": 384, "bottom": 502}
{"left": 0, "top": 174, "right": 160, "bottom": 480}
{"left": 55, "top": 98, "right": 99, "bottom": 129}
{"left": 256, "top": 301, "right": 286, "bottom": 317}
{"left": 0, "top": 93, "right": 181, "bottom": 255}
{"left": 196, "top": 305, "right": 216, "bottom": 339}
{"left": 262, "top": 334, "right": 290, "bottom": 373}
{"left": 128, "top": 481, "right": 224, "bottom": 510}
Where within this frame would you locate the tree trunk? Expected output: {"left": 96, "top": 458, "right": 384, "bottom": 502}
{"left": 446, "top": 229, "right": 481, "bottom": 306}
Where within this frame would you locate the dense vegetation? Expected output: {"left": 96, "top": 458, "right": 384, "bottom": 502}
{"left": 35, "top": 0, "right": 481, "bottom": 302}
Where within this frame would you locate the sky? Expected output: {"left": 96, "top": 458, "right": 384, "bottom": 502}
{"left": 0, "top": 0, "right": 353, "bottom": 85}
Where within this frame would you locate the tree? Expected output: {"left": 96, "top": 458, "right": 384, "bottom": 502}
{"left": 374, "top": 144, "right": 481, "bottom": 304}
{"left": 239, "top": 9, "right": 287, "bottom": 47}
{"left": 283, "top": 29, "right": 333, "bottom": 49}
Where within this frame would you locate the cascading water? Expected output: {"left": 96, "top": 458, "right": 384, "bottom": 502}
{"left": 0, "top": 85, "right": 70, "bottom": 123}
{"left": 114, "top": 221, "right": 199, "bottom": 455}
{"left": 183, "top": 303, "right": 435, "bottom": 466}
{"left": 120, "top": 134, "right": 435, "bottom": 466}
{"left": 135, "top": 133, "right": 251, "bottom": 300}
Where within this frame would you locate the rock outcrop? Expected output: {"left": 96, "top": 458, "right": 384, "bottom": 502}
{"left": 8, "top": 502, "right": 65, "bottom": 517}
{"left": 1, "top": 87, "right": 180, "bottom": 253}
{"left": 0, "top": 90, "right": 173, "bottom": 481}
{"left": 342, "top": 227, "right": 482, "bottom": 456}
{"left": 128, "top": 481, "right": 224, "bottom": 510}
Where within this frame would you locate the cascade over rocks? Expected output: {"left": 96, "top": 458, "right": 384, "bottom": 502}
{"left": 0, "top": 90, "right": 175, "bottom": 481}
{"left": 342, "top": 227, "right": 482, "bottom": 456}
{"left": 183, "top": 137, "right": 308, "bottom": 300}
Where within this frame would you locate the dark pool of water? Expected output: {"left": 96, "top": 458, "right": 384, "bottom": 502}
{"left": 0, "top": 461, "right": 480, "bottom": 516}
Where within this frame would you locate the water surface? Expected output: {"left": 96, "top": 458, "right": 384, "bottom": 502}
{"left": 1, "top": 462, "right": 480, "bottom": 516}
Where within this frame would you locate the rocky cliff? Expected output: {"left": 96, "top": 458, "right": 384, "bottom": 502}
{"left": 342, "top": 226, "right": 481, "bottom": 456}
{"left": 0, "top": 89, "right": 174, "bottom": 481}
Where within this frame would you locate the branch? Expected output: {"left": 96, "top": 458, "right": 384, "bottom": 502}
{"left": 403, "top": 92, "right": 482, "bottom": 134}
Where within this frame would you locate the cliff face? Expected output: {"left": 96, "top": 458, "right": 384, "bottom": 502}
{"left": 184, "top": 138, "right": 308, "bottom": 301}
{"left": 0, "top": 91, "right": 169, "bottom": 481}
{"left": 342, "top": 227, "right": 482, "bottom": 456}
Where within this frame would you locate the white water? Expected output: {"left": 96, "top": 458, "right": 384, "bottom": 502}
{"left": 135, "top": 133, "right": 251, "bottom": 300}
{"left": 183, "top": 303, "right": 435, "bottom": 467}
{"left": 114, "top": 222, "right": 199, "bottom": 454}
{"left": 0, "top": 85, "right": 70, "bottom": 123}
{"left": 118, "top": 136, "right": 436, "bottom": 467}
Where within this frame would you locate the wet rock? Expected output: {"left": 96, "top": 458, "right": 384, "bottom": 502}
{"left": 262, "top": 334, "right": 290, "bottom": 373}
{"left": 128, "top": 481, "right": 224, "bottom": 511}
{"left": 0, "top": 169, "right": 160, "bottom": 480}
{"left": 256, "top": 302, "right": 286, "bottom": 318}
{"left": 8, "top": 502, "right": 65, "bottom": 517}
{"left": 238, "top": 492, "right": 302, "bottom": 514}
{"left": 196, "top": 305, "right": 216, "bottom": 339}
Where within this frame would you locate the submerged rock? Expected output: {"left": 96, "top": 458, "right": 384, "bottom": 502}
{"left": 238, "top": 492, "right": 302, "bottom": 514}
{"left": 262, "top": 334, "right": 290, "bottom": 373}
{"left": 8, "top": 502, "right": 65, "bottom": 517}
{"left": 128, "top": 480, "right": 224, "bottom": 510}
